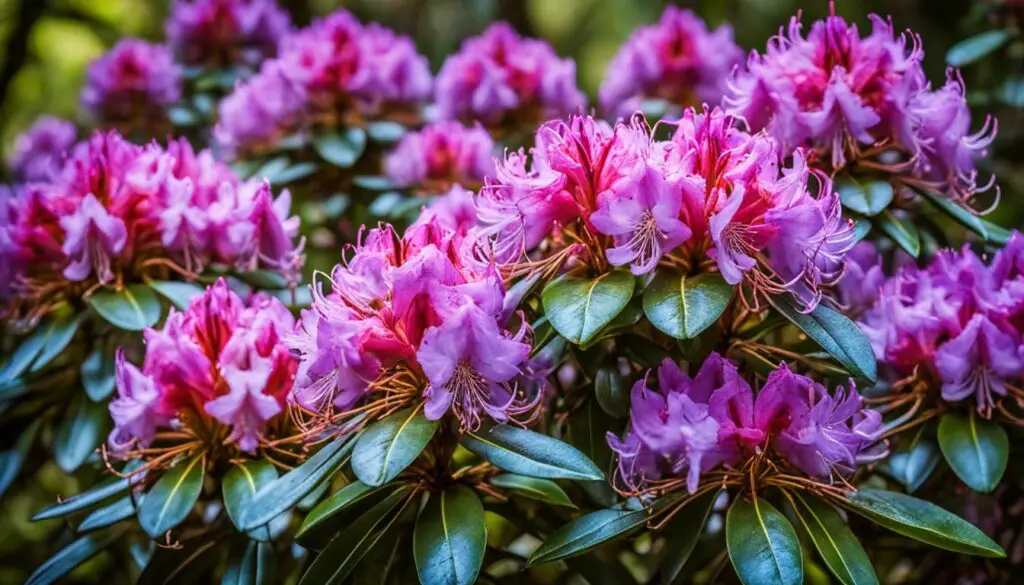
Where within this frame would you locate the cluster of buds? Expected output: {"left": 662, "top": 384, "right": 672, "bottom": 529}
{"left": 384, "top": 120, "right": 496, "bottom": 193}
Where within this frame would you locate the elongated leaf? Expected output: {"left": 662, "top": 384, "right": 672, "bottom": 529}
{"left": 54, "top": 394, "right": 109, "bottom": 472}
{"left": 0, "top": 420, "right": 41, "bottom": 500}
{"left": 884, "top": 439, "right": 940, "bottom": 494}
{"left": 89, "top": 285, "right": 162, "bottom": 331}
{"left": 234, "top": 269, "right": 288, "bottom": 289}
{"left": 768, "top": 295, "right": 877, "bottom": 382}
{"left": 914, "top": 186, "right": 989, "bottom": 240}
{"left": 79, "top": 495, "right": 140, "bottom": 532}
{"left": 30, "top": 315, "right": 81, "bottom": 373}
{"left": 947, "top": 29, "right": 1013, "bottom": 67}
{"left": 148, "top": 281, "right": 205, "bottom": 310}
{"left": 490, "top": 474, "right": 575, "bottom": 508}
{"left": 791, "top": 493, "right": 877, "bottom": 585}
{"left": 594, "top": 366, "right": 629, "bottom": 419}
{"left": 568, "top": 398, "right": 619, "bottom": 507}
{"left": 980, "top": 218, "right": 1012, "bottom": 245}
{"left": 874, "top": 210, "right": 920, "bottom": 258}
{"left": 837, "top": 178, "right": 894, "bottom": 217}
{"left": 643, "top": 271, "right": 732, "bottom": 340}
{"left": 238, "top": 434, "right": 355, "bottom": 531}
{"left": 460, "top": 425, "right": 603, "bottom": 481}
{"left": 138, "top": 453, "right": 205, "bottom": 538}
{"left": 0, "top": 322, "right": 51, "bottom": 383}
{"left": 726, "top": 497, "right": 803, "bottom": 585}
{"left": 314, "top": 127, "right": 368, "bottom": 168}
{"left": 414, "top": 485, "right": 487, "bottom": 585}
{"left": 34, "top": 475, "right": 131, "bottom": 521}
{"left": 82, "top": 345, "right": 117, "bottom": 401}
{"left": 137, "top": 534, "right": 224, "bottom": 585}
{"left": 296, "top": 481, "right": 389, "bottom": 549}
{"left": 542, "top": 270, "right": 635, "bottom": 344}
{"left": 842, "top": 488, "right": 1004, "bottom": 557}
{"left": 299, "top": 486, "right": 413, "bottom": 585}
{"left": 272, "top": 162, "right": 317, "bottom": 185}
{"left": 367, "top": 121, "right": 406, "bottom": 144}
{"left": 661, "top": 489, "right": 719, "bottom": 585}
{"left": 223, "top": 460, "right": 279, "bottom": 540}
{"left": 223, "top": 538, "right": 275, "bottom": 585}
{"left": 26, "top": 526, "right": 126, "bottom": 585}
{"left": 352, "top": 407, "right": 438, "bottom": 487}
{"left": 938, "top": 412, "right": 1008, "bottom": 493}
{"left": 528, "top": 507, "right": 651, "bottom": 566}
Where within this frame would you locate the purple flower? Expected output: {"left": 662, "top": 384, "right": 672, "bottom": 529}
{"left": 412, "top": 186, "right": 478, "bottom": 234}
{"left": 935, "top": 314, "right": 1023, "bottom": 417}
{"left": 836, "top": 240, "right": 886, "bottom": 314}
{"left": 59, "top": 193, "right": 127, "bottom": 283}
{"left": 385, "top": 121, "right": 495, "bottom": 190}
{"left": 166, "top": 0, "right": 292, "bottom": 67}
{"left": 599, "top": 6, "right": 742, "bottom": 118}
{"left": 214, "top": 60, "right": 305, "bottom": 158}
{"left": 7, "top": 117, "right": 76, "bottom": 183}
{"left": 109, "top": 349, "right": 170, "bottom": 450}
{"left": 360, "top": 23, "right": 432, "bottom": 104}
{"left": 81, "top": 40, "right": 182, "bottom": 129}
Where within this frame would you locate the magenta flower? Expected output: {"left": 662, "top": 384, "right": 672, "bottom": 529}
{"left": 435, "top": 23, "right": 585, "bottom": 127}
{"left": 59, "top": 194, "right": 127, "bottom": 284}
{"left": 109, "top": 349, "right": 170, "bottom": 450}
{"left": 836, "top": 240, "right": 886, "bottom": 314}
{"left": 412, "top": 186, "right": 478, "bottom": 235}
{"left": 81, "top": 40, "right": 182, "bottom": 129}
{"left": 385, "top": 121, "right": 496, "bottom": 190}
{"left": 166, "top": 0, "right": 291, "bottom": 67}
{"left": 360, "top": 23, "right": 433, "bottom": 104}
{"left": 600, "top": 6, "right": 742, "bottom": 118}
{"left": 935, "top": 315, "right": 1023, "bottom": 417}
{"left": 213, "top": 60, "right": 305, "bottom": 158}
{"left": 7, "top": 117, "right": 76, "bottom": 183}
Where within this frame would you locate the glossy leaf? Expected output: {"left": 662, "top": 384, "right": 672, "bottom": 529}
{"left": 527, "top": 506, "right": 650, "bottom": 566}
{"left": 30, "top": 315, "right": 81, "bottom": 373}
{"left": 296, "top": 481, "right": 389, "bottom": 549}
{"left": 233, "top": 270, "right": 288, "bottom": 289}
{"left": 414, "top": 485, "right": 487, "bottom": 585}
{"left": 541, "top": 269, "right": 635, "bottom": 344}
{"left": 768, "top": 295, "right": 877, "bottom": 382}
{"left": 352, "top": 407, "right": 438, "bottom": 487}
{"left": 367, "top": 121, "right": 407, "bottom": 144}
{"left": 78, "top": 495, "right": 140, "bottom": 532}
{"left": 914, "top": 186, "right": 989, "bottom": 240}
{"left": 33, "top": 475, "right": 131, "bottom": 521}
{"left": 843, "top": 488, "right": 1004, "bottom": 557}
{"left": 314, "top": 127, "right": 368, "bottom": 168}
{"left": 594, "top": 366, "right": 629, "bottom": 419}
{"left": 148, "top": 280, "right": 205, "bottom": 309}
{"left": 489, "top": 474, "right": 575, "bottom": 508}
{"left": 89, "top": 285, "right": 162, "bottom": 331}
{"left": 643, "top": 271, "right": 732, "bottom": 340}
{"left": 460, "top": 424, "right": 603, "bottom": 481}
{"left": 223, "top": 460, "right": 279, "bottom": 540}
{"left": 0, "top": 421, "right": 41, "bottom": 500}
{"left": 726, "top": 497, "right": 803, "bottom": 585}
{"left": 81, "top": 345, "right": 117, "bottom": 402}
{"left": 223, "top": 538, "right": 275, "bottom": 585}
{"left": 138, "top": 453, "right": 205, "bottom": 538}
{"left": 567, "top": 398, "right": 619, "bottom": 507}
{"left": 53, "top": 393, "right": 109, "bottom": 473}
{"left": 660, "top": 489, "right": 719, "bottom": 585}
{"left": 937, "top": 412, "right": 1008, "bottom": 493}
{"left": 947, "top": 29, "right": 1013, "bottom": 66}
{"left": 837, "top": 178, "right": 893, "bottom": 217}
{"left": 272, "top": 162, "right": 317, "bottom": 185}
{"left": 791, "top": 493, "right": 877, "bottom": 585}
{"left": 884, "top": 439, "right": 940, "bottom": 494}
{"left": 0, "top": 321, "right": 51, "bottom": 383}
{"left": 874, "top": 210, "right": 920, "bottom": 258}
{"left": 26, "top": 527, "right": 126, "bottom": 585}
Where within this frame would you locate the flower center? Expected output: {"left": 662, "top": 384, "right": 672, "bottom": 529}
{"left": 446, "top": 360, "right": 491, "bottom": 430}
{"left": 625, "top": 210, "right": 664, "bottom": 267}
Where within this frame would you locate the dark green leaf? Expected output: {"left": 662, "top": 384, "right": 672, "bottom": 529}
{"left": 947, "top": 29, "right": 1013, "bottom": 67}
{"left": 0, "top": 420, "right": 40, "bottom": 499}
{"left": 352, "top": 407, "right": 438, "bottom": 487}
{"left": 54, "top": 393, "right": 109, "bottom": 473}
{"left": 661, "top": 489, "right": 719, "bottom": 585}
{"left": 296, "top": 481, "right": 389, "bottom": 549}
{"left": 528, "top": 506, "right": 651, "bottom": 566}
{"left": 791, "top": 493, "right": 877, "bottom": 585}
{"left": 223, "top": 538, "right": 275, "bottom": 585}
{"left": 148, "top": 281, "right": 205, "bottom": 310}
{"left": 414, "top": 485, "right": 487, "bottom": 585}
{"left": 137, "top": 534, "right": 224, "bottom": 585}
{"left": 837, "top": 178, "right": 893, "bottom": 217}
{"left": 1001, "top": 76, "right": 1024, "bottom": 107}
{"left": 89, "top": 285, "right": 162, "bottom": 331}
{"left": 33, "top": 474, "right": 131, "bottom": 521}
{"left": 726, "top": 497, "right": 803, "bottom": 585}
{"left": 594, "top": 366, "right": 629, "bottom": 419}
{"left": 884, "top": 439, "right": 940, "bottom": 494}
{"left": 353, "top": 175, "right": 396, "bottom": 191}
{"left": 0, "top": 322, "right": 52, "bottom": 383}
{"left": 81, "top": 345, "right": 117, "bottom": 402}
{"left": 489, "top": 474, "right": 576, "bottom": 508}
{"left": 78, "top": 495, "right": 140, "bottom": 532}
{"left": 238, "top": 434, "right": 355, "bottom": 531}
{"left": 938, "top": 412, "right": 1008, "bottom": 493}
{"left": 643, "top": 271, "right": 733, "bottom": 340}
{"left": 26, "top": 527, "right": 126, "bottom": 585}
{"left": 31, "top": 315, "right": 81, "bottom": 373}
{"left": 914, "top": 186, "right": 989, "bottom": 240}
{"left": 842, "top": 488, "right": 1004, "bottom": 557}
{"left": 367, "top": 121, "right": 407, "bottom": 144}
{"left": 460, "top": 425, "right": 603, "bottom": 481}
{"left": 980, "top": 218, "right": 1012, "bottom": 245}
{"left": 541, "top": 269, "right": 635, "bottom": 345}
{"left": 234, "top": 270, "right": 288, "bottom": 289}
{"left": 138, "top": 453, "right": 205, "bottom": 538}
{"left": 314, "top": 127, "right": 368, "bottom": 168}
{"left": 223, "top": 460, "right": 279, "bottom": 540}
{"left": 874, "top": 210, "right": 920, "bottom": 258}
{"left": 567, "top": 399, "right": 619, "bottom": 507}
{"left": 768, "top": 295, "right": 877, "bottom": 382}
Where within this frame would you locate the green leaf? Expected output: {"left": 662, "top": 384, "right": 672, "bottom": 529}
{"left": 367, "top": 121, "right": 407, "bottom": 144}
{"left": 26, "top": 527, "right": 126, "bottom": 585}
{"left": 299, "top": 486, "right": 413, "bottom": 585}
{"left": 0, "top": 421, "right": 41, "bottom": 499}
{"left": 768, "top": 295, "right": 877, "bottom": 382}
{"left": 791, "top": 493, "right": 877, "bottom": 585}
{"left": 460, "top": 424, "right": 603, "bottom": 481}
{"left": 272, "top": 162, "right": 318, "bottom": 185}
{"left": 251, "top": 156, "right": 290, "bottom": 182}
{"left": 33, "top": 474, "right": 132, "bottom": 521}
{"left": 0, "top": 321, "right": 53, "bottom": 383}
{"left": 594, "top": 366, "right": 629, "bottom": 419}
{"left": 234, "top": 269, "right": 288, "bottom": 289}
{"left": 30, "top": 315, "right": 81, "bottom": 373}
{"left": 222, "top": 538, "right": 275, "bottom": 585}
{"left": 837, "top": 178, "right": 893, "bottom": 217}
{"left": 148, "top": 280, "right": 205, "bottom": 310}
{"left": 842, "top": 488, "right": 1004, "bottom": 557}
{"left": 726, "top": 497, "right": 803, "bottom": 585}
{"left": 660, "top": 489, "right": 719, "bottom": 585}
{"left": 78, "top": 495, "right": 140, "bottom": 532}
{"left": 567, "top": 398, "right": 619, "bottom": 507}
{"left": 168, "top": 105, "right": 200, "bottom": 127}
{"left": 414, "top": 485, "right": 487, "bottom": 585}
{"left": 913, "top": 186, "right": 989, "bottom": 240}
{"left": 947, "top": 29, "right": 1013, "bottom": 67}
{"left": 296, "top": 481, "right": 390, "bottom": 550}
{"left": 353, "top": 175, "right": 396, "bottom": 192}
{"left": 53, "top": 393, "right": 109, "bottom": 472}
{"left": 352, "top": 407, "right": 438, "bottom": 487}
{"left": 223, "top": 460, "right": 279, "bottom": 540}
{"left": 937, "top": 412, "right": 1009, "bottom": 493}
{"left": 314, "top": 127, "right": 368, "bottom": 168}
{"left": 884, "top": 439, "right": 940, "bottom": 494}
{"left": 980, "top": 218, "right": 1012, "bottom": 245}
{"left": 81, "top": 345, "right": 117, "bottom": 402}
{"left": 89, "top": 285, "right": 162, "bottom": 331}
{"left": 238, "top": 434, "right": 355, "bottom": 531}
{"left": 643, "top": 271, "right": 733, "bottom": 340}
{"left": 527, "top": 506, "right": 651, "bottom": 566}
{"left": 541, "top": 269, "right": 635, "bottom": 345}
{"left": 489, "top": 474, "right": 576, "bottom": 508}
{"left": 138, "top": 453, "right": 205, "bottom": 538}
{"left": 874, "top": 210, "right": 920, "bottom": 258}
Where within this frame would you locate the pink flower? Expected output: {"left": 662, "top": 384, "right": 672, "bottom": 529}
{"left": 81, "top": 40, "right": 182, "bottom": 129}
{"left": 59, "top": 194, "right": 127, "bottom": 283}
{"left": 7, "top": 117, "right": 76, "bottom": 183}
{"left": 166, "top": 0, "right": 292, "bottom": 67}
{"left": 412, "top": 186, "right": 478, "bottom": 235}
{"left": 109, "top": 349, "right": 170, "bottom": 450}
{"left": 385, "top": 121, "right": 495, "bottom": 190}
{"left": 213, "top": 60, "right": 305, "bottom": 158}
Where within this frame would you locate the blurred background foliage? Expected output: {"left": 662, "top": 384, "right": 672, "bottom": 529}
{"left": 0, "top": 0, "right": 1022, "bottom": 582}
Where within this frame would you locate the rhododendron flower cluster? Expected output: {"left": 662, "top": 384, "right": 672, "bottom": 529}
{"left": 0, "top": 130, "right": 301, "bottom": 314}
{"left": 725, "top": 8, "right": 996, "bottom": 204}
{"left": 166, "top": 0, "right": 292, "bottom": 67}
{"left": 859, "top": 233, "right": 1024, "bottom": 416}
{"left": 215, "top": 9, "right": 431, "bottom": 156}
{"left": 109, "top": 279, "right": 297, "bottom": 453}
{"left": 287, "top": 219, "right": 539, "bottom": 431}
{"left": 81, "top": 40, "right": 182, "bottom": 130}
{"left": 6, "top": 117, "right": 77, "bottom": 183}
{"left": 435, "top": 23, "right": 586, "bottom": 129}
{"left": 480, "top": 107, "right": 855, "bottom": 309}
{"left": 600, "top": 6, "right": 742, "bottom": 118}
{"left": 608, "top": 354, "right": 883, "bottom": 494}
{"left": 385, "top": 121, "right": 495, "bottom": 191}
